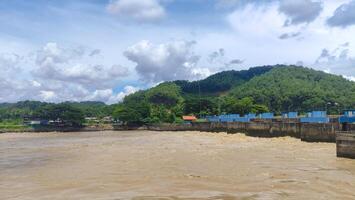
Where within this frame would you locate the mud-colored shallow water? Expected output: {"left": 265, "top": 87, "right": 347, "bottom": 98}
{"left": 1, "top": 131, "right": 355, "bottom": 200}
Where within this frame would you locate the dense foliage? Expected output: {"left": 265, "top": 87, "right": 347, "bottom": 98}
{"left": 113, "top": 83, "right": 272, "bottom": 124}
{"left": 0, "top": 101, "right": 112, "bottom": 125}
{"left": 115, "top": 65, "right": 355, "bottom": 124}
{"left": 113, "top": 83, "right": 184, "bottom": 124}
{"left": 33, "top": 104, "right": 85, "bottom": 126}
{"left": 230, "top": 66, "right": 355, "bottom": 113}
{"left": 174, "top": 65, "right": 274, "bottom": 94}
{"left": 112, "top": 91, "right": 151, "bottom": 124}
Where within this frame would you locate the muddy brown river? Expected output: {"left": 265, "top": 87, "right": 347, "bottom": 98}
{"left": 1, "top": 131, "right": 355, "bottom": 200}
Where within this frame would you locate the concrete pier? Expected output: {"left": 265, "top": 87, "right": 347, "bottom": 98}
{"left": 300, "top": 123, "right": 338, "bottom": 143}
{"left": 336, "top": 131, "right": 355, "bottom": 159}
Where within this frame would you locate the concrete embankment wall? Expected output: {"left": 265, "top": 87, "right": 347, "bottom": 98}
{"left": 0, "top": 122, "right": 341, "bottom": 144}
{"left": 147, "top": 121, "right": 339, "bottom": 143}
{"left": 336, "top": 132, "right": 355, "bottom": 159}
{"left": 300, "top": 123, "right": 338, "bottom": 143}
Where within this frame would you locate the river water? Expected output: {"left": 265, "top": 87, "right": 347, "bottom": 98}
{"left": 1, "top": 131, "right": 355, "bottom": 200}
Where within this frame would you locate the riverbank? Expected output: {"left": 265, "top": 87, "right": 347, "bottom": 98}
{"left": 1, "top": 121, "right": 354, "bottom": 144}
{"left": 1, "top": 130, "right": 354, "bottom": 200}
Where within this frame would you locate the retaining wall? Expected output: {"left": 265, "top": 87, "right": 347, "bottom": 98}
{"left": 0, "top": 121, "right": 342, "bottom": 144}
{"left": 145, "top": 121, "right": 338, "bottom": 143}
{"left": 300, "top": 123, "right": 338, "bottom": 143}
{"left": 336, "top": 132, "right": 355, "bottom": 159}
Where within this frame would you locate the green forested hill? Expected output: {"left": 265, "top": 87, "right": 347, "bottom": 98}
{"left": 174, "top": 65, "right": 274, "bottom": 94}
{"left": 230, "top": 66, "right": 355, "bottom": 113}
{"left": 114, "top": 65, "right": 355, "bottom": 124}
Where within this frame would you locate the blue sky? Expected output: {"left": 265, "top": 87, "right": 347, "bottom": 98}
{"left": 1, "top": 0, "right": 355, "bottom": 104}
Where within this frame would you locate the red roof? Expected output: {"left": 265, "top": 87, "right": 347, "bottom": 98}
{"left": 183, "top": 116, "right": 197, "bottom": 121}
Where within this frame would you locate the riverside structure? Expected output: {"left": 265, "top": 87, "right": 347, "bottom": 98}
{"left": 1, "top": 111, "right": 354, "bottom": 159}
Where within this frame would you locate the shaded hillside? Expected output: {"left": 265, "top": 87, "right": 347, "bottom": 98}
{"left": 230, "top": 66, "right": 355, "bottom": 113}
{"left": 174, "top": 65, "right": 275, "bottom": 94}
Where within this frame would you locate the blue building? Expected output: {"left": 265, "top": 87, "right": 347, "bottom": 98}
{"left": 339, "top": 110, "right": 355, "bottom": 124}
{"left": 258, "top": 112, "right": 274, "bottom": 119}
{"left": 282, "top": 112, "right": 298, "bottom": 119}
{"left": 245, "top": 113, "right": 257, "bottom": 119}
{"left": 205, "top": 113, "right": 257, "bottom": 123}
{"left": 234, "top": 113, "right": 257, "bottom": 122}
{"left": 219, "top": 114, "right": 240, "bottom": 122}
{"left": 300, "top": 111, "right": 329, "bottom": 123}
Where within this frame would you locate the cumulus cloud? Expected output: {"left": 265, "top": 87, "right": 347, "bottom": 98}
{"left": 0, "top": 77, "right": 45, "bottom": 103}
{"left": 327, "top": 0, "right": 355, "bottom": 28}
{"left": 124, "top": 40, "right": 209, "bottom": 83}
{"left": 227, "top": 3, "right": 286, "bottom": 38}
{"left": 314, "top": 43, "right": 355, "bottom": 79}
{"left": 107, "top": 0, "right": 166, "bottom": 22}
{"left": 82, "top": 86, "right": 139, "bottom": 104}
{"left": 35, "top": 42, "right": 84, "bottom": 66}
{"left": 0, "top": 42, "right": 133, "bottom": 104}
{"left": 0, "top": 53, "right": 21, "bottom": 72}
{"left": 279, "top": 0, "right": 323, "bottom": 26}
{"left": 33, "top": 42, "right": 129, "bottom": 89}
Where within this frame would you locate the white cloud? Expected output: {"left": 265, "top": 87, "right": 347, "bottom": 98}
{"left": 124, "top": 40, "right": 209, "bottom": 83}
{"left": 0, "top": 53, "right": 21, "bottom": 72}
{"left": 219, "top": 0, "right": 355, "bottom": 69}
{"left": 227, "top": 3, "right": 288, "bottom": 38}
{"left": 107, "top": 0, "right": 166, "bottom": 22}
{"left": 35, "top": 42, "right": 84, "bottom": 66}
{"left": 0, "top": 42, "right": 132, "bottom": 104}
{"left": 33, "top": 42, "right": 129, "bottom": 89}
{"left": 343, "top": 75, "right": 355, "bottom": 82}
{"left": 314, "top": 43, "right": 355, "bottom": 78}
{"left": 109, "top": 85, "right": 139, "bottom": 104}
{"left": 39, "top": 90, "right": 56, "bottom": 101}
{"left": 85, "top": 86, "right": 139, "bottom": 105}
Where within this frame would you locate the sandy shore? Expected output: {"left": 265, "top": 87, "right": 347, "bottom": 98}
{"left": 1, "top": 131, "right": 355, "bottom": 200}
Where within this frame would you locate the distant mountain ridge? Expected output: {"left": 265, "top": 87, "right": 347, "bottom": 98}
{"left": 154, "top": 65, "right": 355, "bottom": 113}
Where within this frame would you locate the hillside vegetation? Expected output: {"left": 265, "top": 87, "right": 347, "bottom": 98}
{"left": 230, "top": 66, "right": 355, "bottom": 113}
{"left": 114, "top": 65, "right": 355, "bottom": 124}
{"left": 0, "top": 101, "right": 113, "bottom": 125}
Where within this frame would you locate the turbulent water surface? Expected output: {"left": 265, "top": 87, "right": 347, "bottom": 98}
{"left": 1, "top": 131, "right": 355, "bottom": 200}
